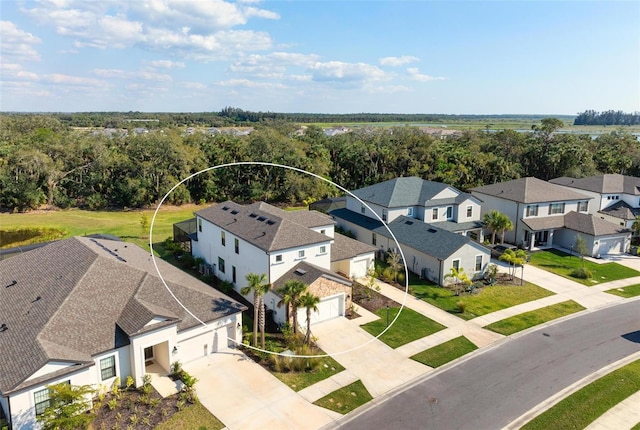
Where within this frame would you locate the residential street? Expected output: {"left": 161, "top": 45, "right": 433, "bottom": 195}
{"left": 331, "top": 300, "right": 640, "bottom": 430}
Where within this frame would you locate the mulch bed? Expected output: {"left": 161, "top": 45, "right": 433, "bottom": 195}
{"left": 352, "top": 282, "right": 400, "bottom": 313}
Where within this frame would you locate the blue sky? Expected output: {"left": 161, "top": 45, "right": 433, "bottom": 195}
{"left": 1, "top": 0, "right": 638, "bottom": 114}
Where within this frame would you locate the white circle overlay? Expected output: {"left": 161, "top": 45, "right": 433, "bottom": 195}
{"left": 149, "top": 161, "right": 409, "bottom": 358}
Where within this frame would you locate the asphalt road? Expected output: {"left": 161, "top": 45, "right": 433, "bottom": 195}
{"left": 334, "top": 300, "right": 640, "bottom": 430}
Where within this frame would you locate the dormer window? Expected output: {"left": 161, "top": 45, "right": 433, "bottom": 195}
{"left": 360, "top": 204, "right": 366, "bottom": 214}
{"left": 578, "top": 201, "right": 588, "bottom": 212}
{"left": 407, "top": 207, "right": 414, "bottom": 217}
{"left": 382, "top": 209, "right": 387, "bottom": 222}
{"left": 466, "top": 205, "right": 473, "bottom": 218}
{"left": 446, "top": 206, "right": 453, "bottom": 219}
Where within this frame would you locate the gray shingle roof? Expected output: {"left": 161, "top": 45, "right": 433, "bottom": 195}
{"left": 522, "top": 212, "right": 629, "bottom": 236}
{"left": 330, "top": 208, "right": 384, "bottom": 231}
{"left": 470, "top": 177, "right": 592, "bottom": 204}
{"left": 248, "top": 202, "right": 333, "bottom": 228}
{"left": 599, "top": 200, "right": 640, "bottom": 221}
{"left": 0, "top": 237, "right": 246, "bottom": 395}
{"left": 352, "top": 177, "right": 476, "bottom": 208}
{"left": 195, "top": 201, "right": 331, "bottom": 252}
{"left": 271, "top": 261, "right": 352, "bottom": 293}
{"left": 330, "top": 233, "right": 377, "bottom": 262}
{"left": 550, "top": 174, "right": 640, "bottom": 195}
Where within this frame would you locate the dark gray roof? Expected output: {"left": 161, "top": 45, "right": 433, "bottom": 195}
{"left": 471, "top": 177, "right": 592, "bottom": 204}
{"left": 599, "top": 200, "right": 640, "bottom": 221}
{"left": 330, "top": 208, "right": 384, "bottom": 231}
{"left": 331, "top": 233, "right": 377, "bottom": 262}
{"left": 522, "top": 212, "right": 629, "bottom": 237}
{"left": 550, "top": 174, "right": 640, "bottom": 195}
{"left": 309, "top": 197, "right": 346, "bottom": 214}
{"left": 195, "top": 201, "right": 331, "bottom": 252}
{"left": 433, "top": 220, "right": 484, "bottom": 233}
{"left": 248, "top": 202, "right": 334, "bottom": 228}
{"left": 0, "top": 237, "right": 246, "bottom": 395}
{"left": 352, "top": 177, "right": 477, "bottom": 208}
{"left": 371, "top": 216, "right": 487, "bottom": 260}
{"left": 271, "top": 261, "right": 352, "bottom": 293}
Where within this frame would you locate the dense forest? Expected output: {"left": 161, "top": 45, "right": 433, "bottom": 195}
{"left": 574, "top": 110, "right": 640, "bottom": 126}
{"left": 1, "top": 115, "right": 639, "bottom": 212}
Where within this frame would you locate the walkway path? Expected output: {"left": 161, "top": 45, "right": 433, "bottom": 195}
{"left": 584, "top": 390, "right": 640, "bottom": 430}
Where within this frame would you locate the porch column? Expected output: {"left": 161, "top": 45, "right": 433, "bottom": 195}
{"left": 548, "top": 230, "right": 554, "bottom": 247}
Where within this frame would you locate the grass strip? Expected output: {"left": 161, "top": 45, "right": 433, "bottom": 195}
{"left": 485, "top": 300, "right": 585, "bottom": 335}
{"left": 522, "top": 359, "right": 640, "bottom": 430}
{"left": 313, "top": 380, "right": 373, "bottom": 414}
{"left": 360, "top": 307, "right": 445, "bottom": 348}
{"left": 410, "top": 336, "right": 478, "bottom": 368}
{"left": 605, "top": 284, "right": 640, "bottom": 298}
{"left": 154, "top": 401, "right": 225, "bottom": 430}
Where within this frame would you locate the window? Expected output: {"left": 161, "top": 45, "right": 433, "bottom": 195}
{"left": 382, "top": 209, "right": 387, "bottom": 222}
{"left": 298, "top": 250, "right": 305, "bottom": 258}
{"left": 526, "top": 205, "right": 538, "bottom": 217}
{"left": 218, "top": 257, "right": 225, "bottom": 273}
{"left": 549, "top": 203, "right": 565, "bottom": 215}
{"left": 452, "top": 259, "right": 460, "bottom": 270}
{"left": 475, "top": 255, "right": 483, "bottom": 272}
{"left": 34, "top": 388, "right": 50, "bottom": 416}
{"left": 361, "top": 204, "right": 366, "bottom": 214}
{"left": 372, "top": 233, "right": 377, "bottom": 246}
{"left": 320, "top": 245, "right": 326, "bottom": 254}
{"left": 321, "top": 229, "right": 326, "bottom": 235}
{"left": 100, "top": 355, "right": 116, "bottom": 381}
{"left": 144, "top": 346, "right": 153, "bottom": 360}
{"left": 232, "top": 266, "right": 236, "bottom": 283}
{"left": 407, "top": 207, "right": 414, "bottom": 217}
{"left": 446, "top": 206, "right": 453, "bottom": 219}
{"left": 275, "top": 254, "right": 283, "bottom": 263}
{"left": 467, "top": 205, "right": 473, "bottom": 218}
{"left": 432, "top": 208, "right": 438, "bottom": 220}
{"left": 578, "top": 201, "right": 588, "bottom": 212}
{"left": 221, "top": 231, "right": 226, "bottom": 246}
{"left": 198, "top": 219, "right": 202, "bottom": 232}
{"left": 234, "top": 238, "right": 239, "bottom": 254}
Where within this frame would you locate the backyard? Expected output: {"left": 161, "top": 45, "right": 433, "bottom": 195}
{"left": 529, "top": 250, "right": 640, "bottom": 285}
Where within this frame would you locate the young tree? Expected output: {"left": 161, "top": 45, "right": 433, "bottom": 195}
{"left": 444, "top": 267, "right": 472, "bottom": 296}
{"left": 632, "top": 216, "right": 640, "bottom": 237}
{"left": 139, "top": 213, "right": 149, "bottom": 238}
{"left": 386, "top": 250, "right": 402, "bottom": 283}
{"left": 299, "top": 292, "right": 321, "bottom": 346}
{"left": 36, "top": 383, "right": 95, "bottom": 430}
{"left": 574, "top": 234, "right": 588, "bottom": 268}
{"left": 241, "top": 273, "right": 271, "bottom": 348}
{"left": 277, "top": 280, "right": 307, "bottom": 335}
{"left": 499, "top": 249, "right": 528, "bottom": 283}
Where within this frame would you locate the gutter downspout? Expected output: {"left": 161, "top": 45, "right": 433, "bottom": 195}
{"left": 7, "top": 395, "right": 13, "bottom": 430}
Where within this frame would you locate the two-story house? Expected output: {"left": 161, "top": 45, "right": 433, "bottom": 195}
{"left": 550, "top": 174, "right": 640, "bottom": 229}
{"left": 471, "top": 177, "right": 630, "bottom": 256}
{"left": 189, "top": 201, "right": 375, "bottom": 326}
{"left": 330, "top": 177, "right": 490, "bottom": 285}
{"left": 0, "top": 237, "right": 246, "bottom": 430}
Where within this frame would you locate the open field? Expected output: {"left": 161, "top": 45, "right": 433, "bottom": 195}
{"left": 0, "top": 205, "right": 199, "bottom": 252}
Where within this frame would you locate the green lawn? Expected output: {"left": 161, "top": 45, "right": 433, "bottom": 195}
{"left": 360, "top": 307, "right": 445, "bottom": 348}
{"left": 271, "top": 355, "right": 345, "bottom": 392}
{"left": 522, "top": 359, "right": 640, "bottom": 430}
{"left": 410, "top": 281, "right": 553, "bottom": 320}
{"left": 154, "top": 401, "right": 225, "bottom": 430}
{"left": 485, "top": 300, "right": 586, "bottom": 335}
{"left": 529, "top": 250, "right": 640, "bottom": 286}
{"left": 313, "top": 380, "right": 373, "bottom": 414}
{"left": 411, "top": 336, "right": 478, "bottom": 368}
{"left": 605, "top": 283, "right": 640, "bottom": 298}
{"left": 0, "top": 206, "right": 199, "bottom": 252}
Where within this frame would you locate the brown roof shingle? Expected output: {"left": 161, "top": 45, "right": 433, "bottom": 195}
{"left": 471, "top": 177, "right": 592, "bottom": 204}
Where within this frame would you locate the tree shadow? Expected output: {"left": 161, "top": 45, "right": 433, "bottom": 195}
{"left": 621, "top": 330, "right": 640, "bottom": 343}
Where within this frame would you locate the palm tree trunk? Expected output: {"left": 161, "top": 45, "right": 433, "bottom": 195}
{"left": 252, "top": 292, "right": 259, "bottom": 347}
{"left": 258, "top": 296, "right": 266, "bottom": 349}
{"left": 292, "top": 304, "right": 299, "bottom": 335}
{"left": 305, "top": 309, "right": 312, "bottom": 345}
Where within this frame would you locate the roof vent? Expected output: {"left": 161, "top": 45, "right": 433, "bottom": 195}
{"left": 405, "top": 221, "right": 414, "bottom": 225}
{"left": 257, "top": 216, "right": 267, "bottom": 221}
{"left": 32, "top": 296, "right": 41, "bottom": 303}
{"left": 266, "top": 220, "right": 275, "bottom": 225}
{"left": 231, "top": 210, "right": 239, "bottom": 215}
{"left": 249, "top": 213, "right": 258, "bottom": 218}
{"left": 222, "top": 206, "right": 229, "bottom": 211}
{"left": 0, "top": 324, "right": 7, "bottom": 332}
{"left": 5, "top": 280, "right": 17, "bottom": 288}
{"left": 428, "top": 228, "right": 437, "bottom": 233}
{"left": 294, "top": 269, "right": 307, "bottom": 276}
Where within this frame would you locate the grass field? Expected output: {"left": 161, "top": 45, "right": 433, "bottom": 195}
{"left": 313, "top": 380, "right": 373, "bottom": 414}
{"left": 410, "top": 336, "right": 478, "bottom": 368}
{"left": 360, "top": 307, "right": 445, "bottom": 348}
{"left": 154, "top": 401, "right": 225, "bottom": 430}
{"left": 605, "top": 284, "right": 640, "bottom": 298}
{"left": 522, "top": 359, "right": 640, "bottom": 430}
{"left": 0, "top": 205, "right": 199, "bottom": 252}
{"left": 485, "top": 300, "right": 586, "bottom": 335}
{"left": 529, "top": 250, "right": 640, "bottom": 286}
{"left": 410, "top": 281, "right": 553, "bottom": 320}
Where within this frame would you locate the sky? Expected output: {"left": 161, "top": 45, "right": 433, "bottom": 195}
{"left": 1, "top": 0, "right": 639, "bottom": 114}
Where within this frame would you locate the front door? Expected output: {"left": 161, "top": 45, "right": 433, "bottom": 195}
{"left": 144, "top": 346, "right": 154, "bottom": 361}
{"left": 535, "top": 230, "right": 549, "bottom": 246}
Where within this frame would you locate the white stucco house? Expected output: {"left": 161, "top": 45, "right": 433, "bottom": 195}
{"left": 471, "top": 177, "right": 631, "bottom": 255}
{"left": 550, "top": 174, "right": 640, "bottom": 229}
{"left": 329, "top": 177, "right": 490, "bottom": 285}
{"left": 0, "top": 236, "right": 246, "bottom": 430}
{"left": 188, "top": 201, "right": 375, "bottom": 326}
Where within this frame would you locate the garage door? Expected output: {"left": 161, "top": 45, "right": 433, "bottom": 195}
{"left": 297, "top": 294, "right": 344, "bottom": 326}
{"left": 598, "top": 237, "right": 623, "bottom": 255}
{"left": 350, "top": 258, "right": 371, "bottom": 279}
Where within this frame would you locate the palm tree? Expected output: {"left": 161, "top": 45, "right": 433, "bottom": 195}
{"left": 497, "top": 213, "right": 514, "bottom": 244}
{"left": 632, "top": 215, "right": 640, "bottom": 237}
{"left": 499, "top": 249, "right": 528, "bottom": 282}
{"left": 386, "top": 250, "right": 402, "bottom": 283}
{"left": 241, "top": 273, "right": 270, "bottom": 348}
{"left": 444, "top": 267, "right": 471, "bottom": 296}
{"left": 299, "top": 292, "right": 321, "bottom": 345}
{"left": 483, "top": 210, "right": 501, "bottom": 245}
{"left": 277, "top": 280, "right": 307, "bottom": 335}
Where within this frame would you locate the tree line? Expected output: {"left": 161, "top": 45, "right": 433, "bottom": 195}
{"left": 1, "top": 115, "right": 639, "bottom": 212}
{"left": 574, "top": 110, "right": 640, "bottom": 126}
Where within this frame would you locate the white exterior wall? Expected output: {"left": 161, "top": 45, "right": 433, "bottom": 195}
{"left": 424, "top": 205, "right": 456, "bottom": 223}
{"left": 310, "top": 224, "right": 335, "bottom": 238}
{"left": 598, "top": 213, "right": 630, "bottom": 228}
{"left": 442, "top": 244, "right": 491, "bottom": 284}
{"left": 345, "top": 196, "right": 409, "bottom": 223}
{"left": 453, "top": 199, "right": 482, "bottom": 223}
{"left": 129, "top": 325, "right": 178, "bottom": 387}
{"left": 176, "top": 313, "right": 242, "bottom": 361}
{"left": 472, "top": 193, "right": 521, "bottom": 244}
{"left": 93, "top": 346, "right": 131, "bottom": 393}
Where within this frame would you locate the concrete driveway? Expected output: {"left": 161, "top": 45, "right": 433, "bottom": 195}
{"left": 184, "top": 350, "right": 341, "bottom": 430}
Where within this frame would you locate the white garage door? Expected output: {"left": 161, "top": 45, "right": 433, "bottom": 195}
{"left": 598, "top": 237, "right": 623, "bottom": 255}
{"left": 297, "top": 294, "right": 344, "bottom": 326}
{"left": 350, "top": 257, "right": 371, "bottom": 279}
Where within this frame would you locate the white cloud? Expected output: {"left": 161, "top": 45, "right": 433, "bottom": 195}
{"left": 43, "top": 73, "right": 107, "bottom": 87}
{"left": 0, "top": 62, "right": 39, "bottom": 80}
{"left": 179, "top": 81, "right": 208, "bottom": 89}
{"left": 308, "top": 61, "right": 387, "bottom": 84}
{"left": 146, "top": 60, "right": 185, "bottom": 69}
{"left": 229, "top": 52, "right": 319, "bottom": 79}
{"left": 379, "top": 56, "right": 419, "bottom": 67}
{"left": 93, "top": 68, "right": 172, "bottom": 82}
{"left": 217, "top": 79, "right": 286, "bottom": 89}
{"left": 0, "top": 21, "right": 42, "bottom": 62}
{"left": 407, "top": 67, "right": 447, "bottom": 82}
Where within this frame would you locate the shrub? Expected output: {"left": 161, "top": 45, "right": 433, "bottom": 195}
{"left": 570, "top": 267, "right": 593, "bottom": 279}
{"left": 125, "top": 375, "right": 134, "bottom": 390}
{"left": 179, "top": 253, "right": 196, "bottom": 269}
{"left": 170, "top": 360, "right": 183, "bottom": 377}
{"left": 456, "top": 301, "right": 467, "bottom": 313}
{"left": 218, "top": 280, "right": 234, "bottom": 293}
{"left": 107, "top": 398, "right": 118, "bottom": 411}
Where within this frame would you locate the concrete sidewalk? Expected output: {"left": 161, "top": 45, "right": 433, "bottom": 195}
{"left": 584, "top": 390, "right": 640, "bottom": 430}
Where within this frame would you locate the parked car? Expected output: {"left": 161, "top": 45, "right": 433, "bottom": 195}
{"left": 491, "top": 244, "right": 517, "bottom": 259}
